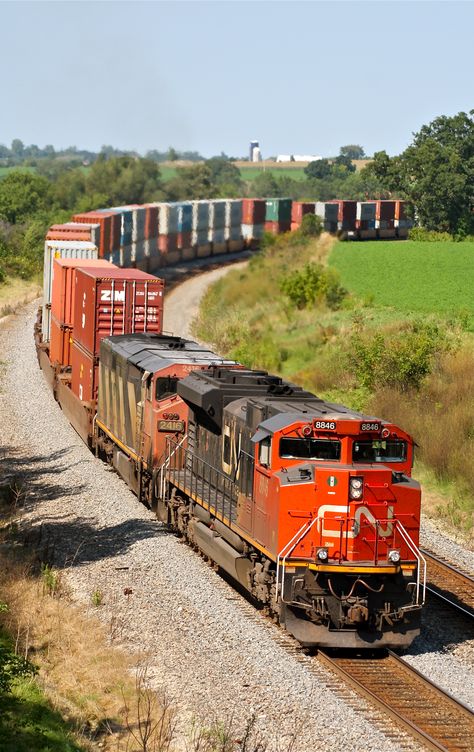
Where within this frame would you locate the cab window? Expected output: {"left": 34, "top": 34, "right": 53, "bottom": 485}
{"left": 156, "top": 376, "right": 178, "bottom": 401}
{"left": 280, "top": 438, "right": 341, "bottom": 460}
{"left": 353, "top": 440, "right": 407, "bottom": 463}
{"left": 258, "top": 437, "right": 271, "bottom": 468}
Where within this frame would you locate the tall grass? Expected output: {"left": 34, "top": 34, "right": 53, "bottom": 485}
{"left": 370, "top": 348, "right": 474, "bottom": 533}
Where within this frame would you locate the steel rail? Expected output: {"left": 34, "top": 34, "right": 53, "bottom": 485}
{"left": 317, "top": 649, "right": 474, "bottom": 751}
{"left": 421, "top": 549, "right": 474, "bottom": 619}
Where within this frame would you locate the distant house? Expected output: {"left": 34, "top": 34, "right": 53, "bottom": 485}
{"left": 276, "top": 154, "right": 322, "bottom": 163}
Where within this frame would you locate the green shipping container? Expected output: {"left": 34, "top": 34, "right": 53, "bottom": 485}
{"left": 265, "top": 198, "right": 292, "bottom": 222}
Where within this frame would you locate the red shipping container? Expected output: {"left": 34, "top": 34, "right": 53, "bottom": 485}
{"left": 395, "top": 200, "right": 407, "bottom": 221}
{"left": 291, "top": 202, "right": 315, "bottom": 224}
{"left": 375, "top": 200, "right": 396, "bottom": 221}
{"left": 158, "top": 234, "right": 178, "bottom": 253}
{"left": 46, "top": 224, "right": 98, "bottom": 242}
{"left": 50, "top": 317, "right": 72, "bottom": 367}
{"left": 264, "top": 221, "right": 291, "bottom": 235}
{"left": 242, "top": 199, "right": 266, "bottom": 225}
{"left": 51, "top": 258, "right": 116, "bottom": 328}
{"left": 71, "top": 341, "right": 99, "bottom": 402}
{"left": 73, "top": 212, "right": 121, "bottom": 257}
{"left": 143, "top": 204, "right": 159, "bottom": 239}
{"left": 73, "top": 268, "right": 164, "bottom": 356}
{"left": 290, "top": 222, "right": 300, "bottom": 233}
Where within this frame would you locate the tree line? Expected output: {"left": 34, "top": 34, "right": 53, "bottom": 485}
{"left": 1, "top": 109, "right": 473, "bottom": 282}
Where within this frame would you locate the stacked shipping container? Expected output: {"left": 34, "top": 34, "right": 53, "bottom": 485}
{"left": 241, "top": 199, "right": 266, "bottom": 244}
{"left": 71, "top": 268, "right": 165, "bottom": 402}
{"left": 264, "top": 198, "right": 292, "bottom": 234}
{"left": 225, "top": 199, "right": 243, "bottom": 252}
{"left": 49, "top": 258, "right": 116, "bottom": 368}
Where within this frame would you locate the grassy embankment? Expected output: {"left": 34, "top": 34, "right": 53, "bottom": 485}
{"left": 0, "top": 277, "right": 42, "bottom": 318}
{"left": 0, "top": 482, "right": 174, "bottom": 752}
{"left": 192, "top": 235, "right": 474, "bottom": 540}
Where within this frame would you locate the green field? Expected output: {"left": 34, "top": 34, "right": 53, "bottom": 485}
{"left": 238, "top": 166, "right": 307, "bottom": 182}
{"left": 0, "top": 166, "right": 36, "bottom": 178}
{"left": 330, "top": 240, "right": 474, "bottom": 317}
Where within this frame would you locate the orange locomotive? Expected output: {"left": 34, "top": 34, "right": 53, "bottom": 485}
{"left": 155, "top": 365, "right": 425, "bottom": 649}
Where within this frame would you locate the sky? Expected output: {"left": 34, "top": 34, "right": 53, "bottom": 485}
{"left": 1, "top": 0, "right": 474, "bottom": 158}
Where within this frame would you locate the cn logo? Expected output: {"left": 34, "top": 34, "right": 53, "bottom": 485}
{"left": 318, "top": 504, "right": 394, "bottom": 538}
{"left": 100, "top": 289, "right": 125, "bottom": 302}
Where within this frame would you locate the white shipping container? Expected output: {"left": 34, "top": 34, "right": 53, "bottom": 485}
{"left": 242, "top": 224, "right": 264, "bottom": 240}
{"left": 42, "top": 240, "right": 98, "bottom": 342}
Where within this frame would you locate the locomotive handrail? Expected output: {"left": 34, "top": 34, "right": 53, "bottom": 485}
{"left": 160, "top": 435, "right": 187, "bottom": 499}
{"left": 276, "top": 516, "right": 320, "bottom": 602}
{"left": 395, "top": 521, "right": 427, "bottom": 606}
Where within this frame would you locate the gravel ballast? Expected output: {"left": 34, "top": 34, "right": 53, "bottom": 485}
{"left": 0, "top": 291, "right": 472, "bottom": 749}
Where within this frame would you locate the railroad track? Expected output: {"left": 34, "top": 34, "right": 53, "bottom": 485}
{"left": 318, "top": 649, "right": 474, "bottom": 751}
{"left": 422, "top": 549, "right": 474, "bottom": 619}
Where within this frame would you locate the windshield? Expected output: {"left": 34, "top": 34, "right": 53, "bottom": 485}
{"left": 352, "top": 440, "right": 406, "bottom": 463}
{"left": 156, "top": 376, "right": 178, "bottom": 401}
{"left": 280, "top": 438, "right": 341, "bottom": 461}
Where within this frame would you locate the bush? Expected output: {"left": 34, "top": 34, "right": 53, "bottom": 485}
{"left": 349, "top": 321, "right": 450, "bottom": 391}
{"left": 300, "top": 213, "right": 322, "bottom": 237}
{"left": 280, "top": 263, "right": 347, "bottom": 310}
{"left": 408, "top": 227, "right": 453, "bottom": 242}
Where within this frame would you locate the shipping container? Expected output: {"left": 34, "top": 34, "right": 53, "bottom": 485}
{"left": 46, "top": 223, "right": 101, "bottom": 245}
{"left": 210, "top": 227, "right": 226, "bottom": 244}
{"left": 51, "top": 258, "right": 116, "bottom": 328}
{"left": 158, "top": 234, "right": 178, "bottom": 254}
{"left": 73, "top": 268, "right": 164, "bottom": 356}
{"left": 242, "top": 199, "right": 266, "bottom": 225}
{"left": 71, "top": 341, "right": 99, "bottom": 402}
{"left": 49, "top": 317, "right": 72, "bottom": 368}
{"left": 291, "top": 202, "right": 315, "bottom": 224}
{"left": 43, "top": 240, "right": 99, "bottom": 342}
{"left": 159, "top": 203, "right": 179, "bottom": 235}
{"left": 192, "top": 228, "right": 210, "bottom": 246}
{"left": 241, "top": 224, "right": 265, "bottom": 240}
{"left": 143, "top": 204, "right": 159, "bottom": 239}
{"left": 225, "top": 225, "right": 243, "bottom": 242}
{"left": 192, "top": 201, "right": 210, "bottom": 231}
{"left": 375, "top": 200, "right": 396, "bottom": 222}
{"left": 177, "top": 203, "right": 193, "bottom": 233}
{"left": 177, "top": 231, "right": 193, "bottom": 250}
{"left": 132, "top": 206, "right": 147, "bottom": 242}
{"left": 265, "top": 198, "right": 292, "bottom": 222}
{"left": 356, "top": 202, "right": 377, "bottom": 222}
{"left": 209, "top": 200, "right": 226, "bottom": 229}
{"left": 326, "top": 200, "right": 357, "bottom": 230}
{"left": 73, "top": 211, "right": 121, "bottom": 257}
{"left": 264, "top": 220, "right": 291, "bottom": 235}
{"left": 225, "top": 199, "right": 242, "bottom": 227}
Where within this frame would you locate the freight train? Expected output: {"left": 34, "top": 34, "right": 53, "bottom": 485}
{"left": 42, "top": 197, "right": 412, "bottom": 292}
{"left": 35, "top": 248, "right": 426, "bottom": 651}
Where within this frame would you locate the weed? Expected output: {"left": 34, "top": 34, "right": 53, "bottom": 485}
{"left": 91, "top": 589, "right": 103, "bottom": 607}
{"left": 40, "top": 563, "right": 61, "bottom": 597}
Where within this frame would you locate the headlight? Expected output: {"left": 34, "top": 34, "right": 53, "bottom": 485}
{"left": 349, "top": 477, "right": 363, "bottom": 500}
{"left": 317, "top": 547, "right": 329, "bottom": 561}
{"left": 388, "top": 549, "right": 401, "bottom": 563}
